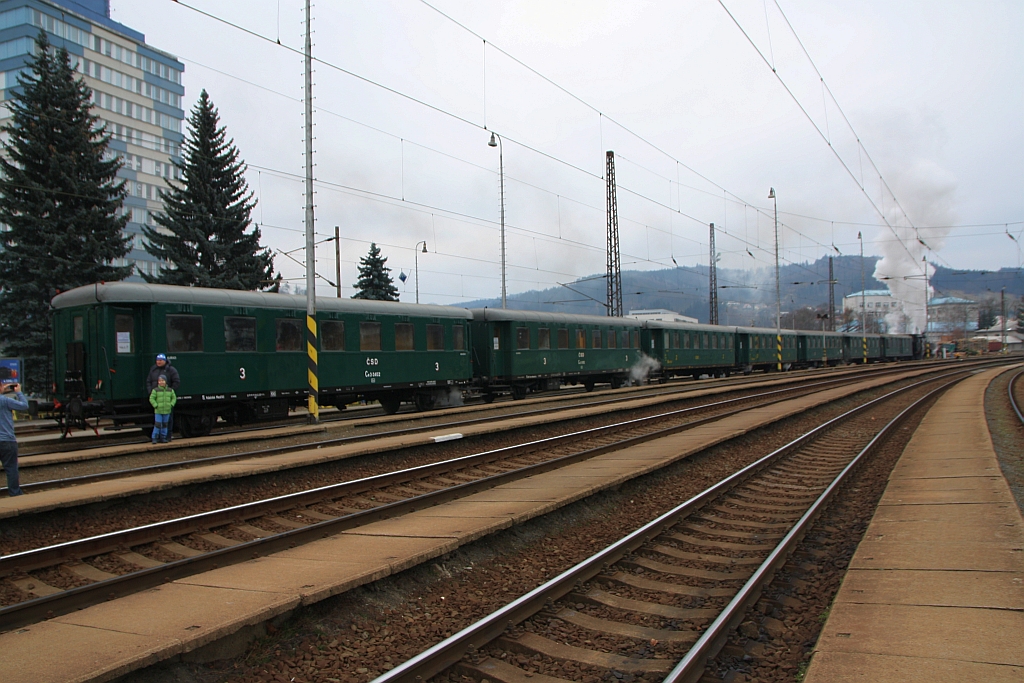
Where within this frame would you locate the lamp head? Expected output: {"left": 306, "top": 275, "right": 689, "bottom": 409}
{"left": 768, "top": 187, "right": 775, "bottom": 199}
{"left": 488, "top": 132, "right": 497, "bottom": 148}
{"left": 421, "top": 243, "right": 428, "bottom": 253}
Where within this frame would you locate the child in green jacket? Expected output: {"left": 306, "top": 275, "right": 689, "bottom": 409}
{"left": 149, "top": 375, "right": 177, "bottom": 443}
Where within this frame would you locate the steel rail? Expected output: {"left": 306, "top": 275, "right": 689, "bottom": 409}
{"left": 1009, "top": 369, "right": 1024, "bottom": 425}
{"left": 8, "top": 370, "right": 874, "bottom": 494}
{"left": 0, "top": 371, "right": 879, "bottom": 631}
{"left": 661, "top": 377, "right": 960, "bottom": 683}
{"left": 366, "top": 369, "right": 968, "bottom": 683}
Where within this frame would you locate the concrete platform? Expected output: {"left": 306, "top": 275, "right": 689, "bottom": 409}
{"left": 804, "top": 365, "right": 1024, "bottom": 683}
{"left": 1, "top": 369, "right": 926, "bottom": 683}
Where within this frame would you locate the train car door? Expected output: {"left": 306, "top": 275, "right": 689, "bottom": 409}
{"left": 108, "top": 307, "right": 144, "bottom": 401}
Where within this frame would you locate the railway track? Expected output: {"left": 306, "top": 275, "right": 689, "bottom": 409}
{"left": 0, "top": 366, "right": 956, "bottom": 631}
{"left": 364, "top": 372, "right": 961, "bottom": 683}
{"left": 14, "top": 358, "right": 969, "bottom": 458}
{"left": 1009, "top": 368, "right": 1024, "bottom": 425}
{"left": 10, "top": 360, "right": 996, "bottom": 496}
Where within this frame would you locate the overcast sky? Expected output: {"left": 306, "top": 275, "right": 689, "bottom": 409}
{"left": 111, "top": 1, "right": 1024, "bottom": 307}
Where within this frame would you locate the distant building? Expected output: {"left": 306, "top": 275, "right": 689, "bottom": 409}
{"left": 842, "top": 289, "right": 905, "bottom": 315}
{"left": 627, "top": 309, "right": 698, "bottom": 324}
{"left": 0, "top": 0, "right": 185, "bottom": 280}
{"left": 973, "top": 316, "right": 1022, "bottom": 352}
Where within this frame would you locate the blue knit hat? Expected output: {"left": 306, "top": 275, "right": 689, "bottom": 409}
{"left": 156, "top": 353, "right": 167, "bottom": 361}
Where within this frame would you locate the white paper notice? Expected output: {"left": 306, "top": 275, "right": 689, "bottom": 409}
{"left": 116, "top": 331, "right": 131, "bottom": 353}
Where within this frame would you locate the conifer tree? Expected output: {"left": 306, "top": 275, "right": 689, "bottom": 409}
{"left": 352, "top": 243, "right": 399, "bottom": 301}
{"left": 143, "top": 90, "right": 278, "bottom": 291}
{"left": 0, "top": 33, "right": 131, "bottom": 393}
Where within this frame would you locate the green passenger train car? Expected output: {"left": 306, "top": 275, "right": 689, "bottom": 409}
{"left": 842, "top": 333, "right": 884, "bottom": 363}
{"left": 643, "top": 321, "right": 735, "bottom": 379}
{"left": 881, "top": 334, "right": 914, "bottom": 359}
{"left": 51, "top": 283, "right": 472, "bottom": 435}
{"left": 796, "top": 330, "right": 845, "bottom": 367}
{"left": 469, "top": 309, "right": 644, "bottom": 399}
{"left": 734, "top": 327, "right": 799, "bottom": 372}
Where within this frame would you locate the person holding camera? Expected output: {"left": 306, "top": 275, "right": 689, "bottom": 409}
{"left": 0, "top": 382, "right": 29, "bottom": 496}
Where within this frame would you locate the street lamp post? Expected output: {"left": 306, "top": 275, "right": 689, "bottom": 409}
{"left": 414, "top": 240, "right": 427, "bottom": 305}
{"left": 769, "top": 188, "right": 781, "bottom": 371}
{"left": 488, "top": 132, "right": 507, "bottom": 309}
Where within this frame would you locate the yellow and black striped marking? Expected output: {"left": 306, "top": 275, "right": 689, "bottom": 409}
{"left": 776, "top": 334, "right": 782, "bottom": 372}
{"left": 307, "top": 314, "right": 319, "bottom": 421}
{"left": 862, "top": 336, "right": 868, "bottom": 364}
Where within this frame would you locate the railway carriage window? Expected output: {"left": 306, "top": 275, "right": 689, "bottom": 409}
{"left": 632, "top": 331, "right": 640, "bottom": 349}
{"left": 452, "top": 324, "right": 465, "bottom": 350}
{"left": 538, "top": 328, "right": 551, "bottom": 350}
{"left": 592, "top": 330, "right": 602, "bottom": 348}
{"left": 224, "top": 316, "right": 256, "bottom": 352}
{"left": 620, "top": 331, "right": 629, "bottom": 348}
{"left": 672, "top": 332, "right": 680, "bottom": 349}
{"left": 360, "top": 322, "right": 382, "bottom": 351}
{"left": 492, "top": 327, "right": 500, "bottom": 350}
{"left": 607, "top": 330, "right": 616, "bottom": 349}
{"left": 728, "top": 336, "right": 733, "bottom": 349}
{"left": 576, "top": 329, "right": 586, "bottom": 348}
{"left": 712, "top": 334, "right": 718, "bottom": 349}
{"left": 166, "top": 314, "right": 203, "bottom": 353}
{"left": 558, "top": 329, "right": 569, "bottom": 349}
{"left": 73, "top": 316, "right": 84, "bottom": 341}
{"left": 683, "top": 333, "right": 690, "bottom": 349}
{"left": 321, "top": 321, "right": 345, "bottom": 351}
{"left": 115, "top": 314, "right": 134, "bottom": 353}
{"left": 275, "top": 319, "right": 303, "bottom": 352}
{"left": 516, "top": 327, "right": 530, "bottom": 350}
{"left": 426, "top": 324, "right": 444, "bottom": 351}
{"left": 663, "top": 331, "right": 669, "bottom": 348}
{"left": 395, "top": 323, "right": 415, "bottom": 351}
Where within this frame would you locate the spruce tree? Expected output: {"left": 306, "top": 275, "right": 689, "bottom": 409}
{"left": 143, "top": 90, "right": 278, "bottom": 291}
{"left": 352, "top": 243, "right": 399, "bottom": 301}
{"left": 0, "top": 33, "right": 132, "bottom": 393}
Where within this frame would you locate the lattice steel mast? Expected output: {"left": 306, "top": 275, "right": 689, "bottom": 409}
{"left": 605, "top": 151, "right": 622, "bottom": 317}
{"left": 709, "top": 222, "right": 719, "bottom": 324}
{"left": 828, "top": 256, "right": 835, "bottom": 331}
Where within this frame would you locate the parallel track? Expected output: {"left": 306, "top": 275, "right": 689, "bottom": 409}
{"left": 0, "top": 367, "right": 946, "bottom": 631}
{"left": 366, "top": 373, "right": 961, "bottom": 683}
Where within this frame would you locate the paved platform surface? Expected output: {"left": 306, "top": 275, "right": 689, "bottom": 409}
{"left": 0, "top": 370, "right": 917, "bottom": 683}
{"left": 0, "top": 366, "right": 928, "bottom": 521}
{"left": 804, "top": 365, "right": 1024, "bottom": 683}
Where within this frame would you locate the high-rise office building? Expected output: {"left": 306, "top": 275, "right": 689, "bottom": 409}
{"left": 0, "top": 0, "right": 184, "bottom": 280}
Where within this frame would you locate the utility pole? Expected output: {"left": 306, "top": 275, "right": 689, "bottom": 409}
{"left": 605, "top": 151, "right": 622, "bottom": 317}
{"left": 828, "top": 256, "right": 836, "bottom": 331}
{"left": 1002, "top": 286, "right": 1007, "bottom": 352}
{"left": 923, "top": 255, "right": 930, "bottom": 355}
{"left": 769, "top": 188, "right": 781, "bottom": 371}
{"left": 859, "top": 232, "right": 867, "bottom": 363}
{"left": 303, "top": 0, "right": 318, "bottom": 423}
{"left": 334, "top": 225, "right": 341, "bottom": 298}
{"left": 709, "top": 223, "right": 719, "bottom": 325}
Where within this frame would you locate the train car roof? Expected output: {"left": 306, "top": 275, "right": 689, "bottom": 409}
{"left": 733, "top": 326, "right": 798, "bottom": 335}
{"left": 793, "top": 329, "right": 845, "bottom": 337}
{"left": 469, "top": 308, "right": 642, "bottom": 327}
{"left": 643, "top": 320, "right": 736, "bottom": 332}
{"left": 51, "top": 282, "right": 473, "bottom": 319}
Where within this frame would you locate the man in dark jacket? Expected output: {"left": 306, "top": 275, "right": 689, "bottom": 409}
{"left": 146, "top": 354, "right": 180, "bottom": 439}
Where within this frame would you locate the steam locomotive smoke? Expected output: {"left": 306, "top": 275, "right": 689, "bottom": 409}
{"left": 871, "top": 159, "right": 956, "bottom": 333}
{"left": 434, "top": 387, "right": 464, "bottom": 408}
{"left": 628, "top": 354, "right": 661, "bottom": 385}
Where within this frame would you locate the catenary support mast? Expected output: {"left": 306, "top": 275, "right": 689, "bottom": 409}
{"left": 304, "top": 0, "right": 318, "bottom": 423}
{"left": 605, "top": 151, "right": 622, "bottom": 317}
{"left": 709, "top": 223, "right": 718, "bottom": 324}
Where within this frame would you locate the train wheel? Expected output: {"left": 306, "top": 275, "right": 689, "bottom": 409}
{"left": 583, "top": 379, "right": 595, "bottom": 392}
{"left": 180, "top": 413, "right": 214, "bottom": 438}
{"left": 511, "top": 385, "right": 528, "bottom": 401}
{"left": 482, "top": 391, "right": 496, "bottom": 404}
{"left": 379, "top": 396, "right": 401, "bottom": 415}
{"left": 414, "top": 393, "right": 435, "bottom": 412}
{"left": 610, "top": 376, "right": 624, "bottom": 389}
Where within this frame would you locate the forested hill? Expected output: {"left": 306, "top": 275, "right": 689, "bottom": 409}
{"left": 453, "top": 256, "right": 1022, "bottom": 323}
